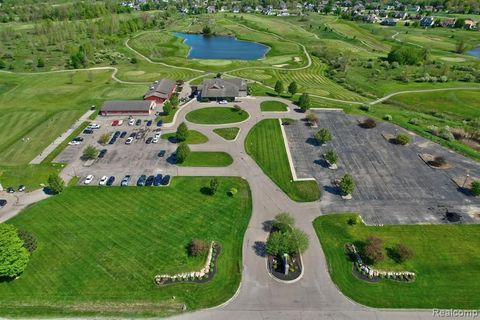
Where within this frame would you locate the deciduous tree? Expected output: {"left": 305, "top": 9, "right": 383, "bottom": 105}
{"left": 0, "top": 224, "right": 29, "bottom": 278}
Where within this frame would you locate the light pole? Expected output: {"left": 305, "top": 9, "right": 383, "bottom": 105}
{"left": 463, "top": 173, "right": 470, "bottom": 188}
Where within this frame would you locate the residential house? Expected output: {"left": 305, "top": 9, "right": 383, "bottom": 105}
{"left": 420, "top": 16, "right": 435, "bottom": 27}
{"left": 464, "top": 18, "right": 476, "bottom": 29}
{"left": 380, "top": 18, "right": 396, "bottom": 26}
{"left": 441, "top": 18, "right": 456, "bottom": 28}
{"left": 207, "top": 5, "right": 216, "bottom": 13}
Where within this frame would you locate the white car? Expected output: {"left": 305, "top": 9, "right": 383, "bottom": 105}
{"left": 152, "top": 137, "right": 159, "bottom": 144}
{"left": 88, "top": 124, "right": 101, "bottom": 129}
{"left": 68, "top": 140, "right": 80, "bottom": 146}
{"left": 84, "top": 175, "right": 94, "bottom": 185}
{"left": 154, "top": 132, "right": 161, "bottom": 139}
{"left": 128, "top": 118, "right": 135, "bottom": 126}
{"left": 117, "top": 120, "right": 124, "bottom": 126}
{"left": 219, "top": 100, "right": 228, "bottom": 104}
{"left": 125, "top": 137, "right": 134, "bottom": 145}
{"left": 99, "top": 176, "right": 108, "bottom": 186}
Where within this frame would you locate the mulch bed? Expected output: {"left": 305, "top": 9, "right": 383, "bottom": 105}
{"left": 267, "top": 253, "right": 302, "bottom": 281}
{"left": 418, "top": 153, "right": 452, "bottom": 169}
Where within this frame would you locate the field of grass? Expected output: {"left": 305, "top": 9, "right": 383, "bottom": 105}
{"left": 179, "top": 152, "right": 233, "bottom": 167}
{"left": 245, "top": 119, "right": 320, "bottom": 202}
{"left": 313, "top": 213, "right": 480, "bottom": 309}
{"left": 186, "top": 107, "right": 249, "bottom": 124}
{"left": 213, "top": 127, "right": 240, "bottom": 140}
{"left": 260, "top": 100, "right": 288, "bottom": 112}
{"left": 161, "top": 130, "right": 208, "bottom": 144}
{"left": 0, "top": 163, "right": 63, "bottom": 191}
{"left": 42, "top": 121, "right": 91, "bottom": 164}
{"left": 2, "top": 177, "right": 251, "bottom": 317}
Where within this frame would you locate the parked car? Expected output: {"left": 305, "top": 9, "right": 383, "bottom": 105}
{"left": 125, "top": 137, "right": 134, "bottom": 145}
{"left": 111, "top": 120, "right": 119, "bottom": 126}
{"left": 0, "top": 199, "right": 7, "bottom": 208}
{"left": 156, "top": 120, "right": 163, "bottom": 127}
{"left": 129, "top": 132, "right": 136, "bottom": 138}
{"left": 121, "top": 175, "right": 131, "bottom": 186}
{"left": 145, "top": 175, "right": 155, "bottom": 186}
{"left": 152, "top": 137, "right": 159, "bottom": 144}
{"left": 219, "top": 100, "right": 228, "bottom": 104}
{"left": 158, "top": 150, "right": 166, "bottom": 157}
{"left": 154, "top": 132, "right": 161, "bottom": 139}
{"left": 99, "top": 176, "right": 108, "bottom": 186}
{"left": 7, "top": 187, "right": 14, "bottom": 193}
{"left": 117, "top": 120, "right": 124, "bottom": 126}
{"left": 137, "top": 175, "right": 147, "bottom": 186}
{"left": 146, "top": 137, "right": 153, "bottom": 144}
{"left": 128, "top": 118, "right": 135, "bottom": 126}
{"left": 83, "top": 129, "right": 94, "bottom": 134}
{"left": 120, "top": 131, "right": 127, "bottom": 138}
{"left": 98, "top": 149, "right": 107, "bottom": 158}
{"left": 108, "top": 137, "right": 116, "bottom": 145}
{"left": 154, "top": 174, "right": 162, "bottom": 186}
{"left": 146, "top": 120, "right": 152, "bottom": 127}
{"left": 84, "top": 175, "right": 94, "bottom": 185}
{"left": 18, "top": 185, "right": 25, "bottom": 192}
{"left": 106, "top": 176, "right": 115, "bottom": 186}
{"left": 136, "top": 132, "right": 143, "bottom": 139}
{"left": 68, "top": 140, "right": 80, "bottom": 146}
{"left": 88, "top": 123, "right": 101, "bottom": 129}
{"left": 114, "top": 131, "right": 121, "bottom": 138}
{"left": 73, "top": 137, "right": 84, "bottom": 142}
{"left": 161, "top": 175, "right": 171, "bottom": 186}
{"left": 135, "top": 119, "right": 142, "bottom": 126}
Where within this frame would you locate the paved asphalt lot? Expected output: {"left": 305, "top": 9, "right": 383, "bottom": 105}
{"left": 284, "top": 111, "right": 480, "bottom": 224}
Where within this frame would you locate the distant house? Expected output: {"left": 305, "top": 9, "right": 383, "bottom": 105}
{"left": 424, "top": 5, "right": 433, "bottom": 11}
{"left": 410, "top": 5, "right": 420, "bottom": 12}
{"left": 420, "top": 16, "right": 435, "bottom": 27}
{"left": 207, "top": 5, "right": 216, "bottom": 13}
{"left": 441, "top": 18, "right": 456, "bottom": 28}
{"left": 100, "top": 100, "right": 155, "bottom": 116}
{"left": 380, "top": 18, "right": 396, "bottom": 26}
{"left": 392, "top": 11, "right": 407, "bottom": 19}
{"left": 198, "top": 78, "right": 248, "bottom": 101}
{"left": 364, "top": 13, "right": 379, "bottom": 23}
{"left": 464, "top": 18, "right": 476, "bottom": 29}
{"left": 144, "top": 79, "right": 176, "bottom": 104}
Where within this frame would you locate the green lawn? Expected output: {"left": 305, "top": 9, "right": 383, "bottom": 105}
{"left": 179, "top": 152, "right": 233, "bottom": 167}
{"left": 245, "top": 119, "right": 320, "bottom": 202}
{"left": 260, "top": 100, "right": 289, "bottom": 112}
{"left": 186, "top": 107, "right": 249, "bottom": 125}
{"left": 0, "top": 163, "right": 63, "bottom": 191}
{"left": 213, "top": 127, "right": 240, "bottom": 141}
{"left": 313, "top": 213, "right": 480, "bottom": 309}
{"left": 1, "top": 177, "right": 251, "bottom": 317}
{"left": 161, "top": 130, "right": 208, "bottom": 144}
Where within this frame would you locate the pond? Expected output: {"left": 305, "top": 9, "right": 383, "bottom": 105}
{"left": 174, "top": 32, "right": 269, "bottom": 60}
{"left": 467, "top": 47, "right": 480, "bottom": 58}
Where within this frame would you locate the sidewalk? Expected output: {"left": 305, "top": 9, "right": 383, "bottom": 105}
{"left": 29, "top": 110, "right": 95, "bottom": 164}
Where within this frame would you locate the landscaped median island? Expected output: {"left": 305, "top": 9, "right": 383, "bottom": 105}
{"left": 0, "top": 177, "right": 252, "bottom": 317}
{"left": 177, "top": 151, "right": 233, "bottom": 167}
{"left": 185, "top": 107, "right": 249, "bottom": 125}
{"left": 260, "top": 100, "right": 288, "bottom": 112}
{"left": 213, "top": 127, "right": 240, "bottom": 141}
{"left": 161, "top": 130, "right": 208, "bottom": 144}
{"left": 313, "top": 213, "right": 480, "bottom": 309}
{"left": 245, "top": 119, "right": 320, "bottom": 202}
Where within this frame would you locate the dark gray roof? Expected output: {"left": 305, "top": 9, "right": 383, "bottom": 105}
{"left": 200, "top": 78, "right": 247, "bottom": 98}
{"left": 101, "top": 100, "right": 154, "bottom": 112}
{"left": 144, "top": 79, "right": 176, "bottom": 99}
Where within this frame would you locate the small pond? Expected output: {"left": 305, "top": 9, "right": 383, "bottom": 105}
{"left": 467, "top": 47, "right": 480, "bottom": 58}
{"left": 174, "top": 32, "right": 269, "bottom": 60}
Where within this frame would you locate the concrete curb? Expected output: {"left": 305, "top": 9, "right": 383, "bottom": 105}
{"left": 265, "top": 253, "right": 305, "bottom": 284}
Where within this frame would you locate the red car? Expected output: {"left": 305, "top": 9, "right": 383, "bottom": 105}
{"left": 111, "top": 120, "right": 119, "bottom": 126}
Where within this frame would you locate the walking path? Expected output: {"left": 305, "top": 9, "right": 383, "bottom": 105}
{"left": 0, "top": 189, "right": 50, "bottom": 223}
{"left": 30, "top": 109, "right": 95, "bottom": 164}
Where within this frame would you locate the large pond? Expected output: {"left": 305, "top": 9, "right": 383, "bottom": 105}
{"left": 174, "top": 32, "right": 269, "bottom": 60}
{"left": 467, "top": 47, "right": 480, "bottom": 58}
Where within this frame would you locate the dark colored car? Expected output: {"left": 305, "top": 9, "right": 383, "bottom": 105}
{"left": 120, "top": 131, "right": 127, "bottom": 138}
{"left": 98, "top": 149, "right": 107, "bottom": 158}
{"left": 106, "top": 176, "right": 115, "bottom": 186}
{"left": 73, "top": 136, "right": 84, "bottom": 142}
{"left": 137, "top": 175, "right": 147, "bottom": 186}
{"left": 157, "top": 150, "right": 166, "bottom": 157}
{"left": 0, "top": 199, "right": 7, "bottom": 207}
{"left": 146, "top": 120, "right": 152, "bottom": 127}
{"left": 121, "top": 175, "right": 131, "bottom": 186}
{"left": 146, "top": 137, "right": 153, "bottom": 144}
{"left": 136, "top": 119, "right": 142, "bottom": 126}
{"left": 113, "top": 131, "right": 121, "bottom": 138}
{"left": 18, "top": 185, "right": 25, "bottom": 192}
{"left": 83, "top": 129, "right": 94, "bottom": 134}
{"left": 108, "top": 137, "right": 116, "bottom": 145}
{"left": 145, "top": 175, "right": 155, "bottom": 186}
{"left": 129, "top": 132, "right": 136, "bottom": 138}
{"left": 156, "top": 120, "right": 163, "bottom": 127}
{"left": 154, "top": 174, "right": 162, "bottom": 186}
{"left": 136, "top": 132, "right": 142, "bottom": 139}
{"left": 161, "top": 175, "right": 171, "bottom": 186}
{"left": 7, "top": 187, "right": 14, "bottom": 193}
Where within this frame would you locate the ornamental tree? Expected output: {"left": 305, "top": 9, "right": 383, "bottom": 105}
{"left": 314, "top": 128, "right": 332, "bottom": 145}
{"left": 339, "top": 174, "right": 355, "bottom": 196}
{"left": 274, "top": 80, "right": 284, "bottom": 95}
{"left": 298, "top": 93, "right": 311, "bottom": 111}
{"left": 0, "top": 224, "right": 30, "bottom": 278}
{"left": 48, "top": 173, "right": 64, "bottom": 194}
{"left": 176, "top": 122, "right": 189, "bottom": 142}
{"left": 82, "top": 145, "right": 98, "bottom": 160}
{"left": 288, "top": 81, "right": 298, "bottom": 96}
{"left": 176, "top": 143, "right": 190, "bottom": 163}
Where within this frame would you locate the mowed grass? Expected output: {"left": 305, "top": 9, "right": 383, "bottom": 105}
{"left": 260, "top": 100, "right": 289, "bottom": 112}
{"left": 2, "top": 177, "right": 251, "bottom": 317}
{"left": 161, "top": 130, "right": 209, "bottom": 144}
{"left": 245, "top": 119, "right": 320, "bottom": 202}
{"left": 0, "top": 163, "right": 63, "bottom": 191}
{"left": 179, "top": 152, "right": 233, "bottom": 167}
{"left": 213, "top": 127, "right": 240, "bottom": 140}
{"left": 186, "top": 107, "right": 249, "bottom": 124}
{"left": 313, "top": 213, "right": 480, "bottom": 309}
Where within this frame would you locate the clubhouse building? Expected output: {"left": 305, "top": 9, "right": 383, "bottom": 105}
{"left": 143, "top": 79, "right": 177, "bottom": 104}
{"left": 197, "top": 78, "right": 247, "bottom": 101}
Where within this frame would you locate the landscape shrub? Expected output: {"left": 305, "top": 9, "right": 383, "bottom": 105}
{"left": 99, "top": 133, "right": 111, "bottom": 145}
{"left": 387, "top": 46, "right": 424, "bottom": 65}
{"left": 409, "top": 118, "right": 421, "bottom": 125}
{"left": 314, "top": 128, "right": 332, "bottom": 145}
{"left": 272, "top": 212, "right": 295, "bottom": 232}
{"left": 392, "top": 244, "right": 414, "bottom": 263}
{"left": 306, "top": 112, "right": 317, "bottom": 124}
{"left": 429, "top": 156, "right": 447, "bottom": 167}
{"left": 175, "top": 143, "right": 190, "bottom": 163}
{"left": 233, "top": 104, "right": 242, "bottom": 112}
{"left": 0, "top": 224, "right": 30, "bottom": 278}
{"left": 324, "top": 149, "right": 338, "bottom": 165}
{"left": 229, "top": 187, "right": 238, "bottom": 197}
{"left": 363, "top": 236, "right": 384, "bottom": 264}
{"left": 17, "top": 230, "right": 37, "bottom": 254}
{"left": 339, "top": 174, "right": 355, "bottom": 196}
{"left": 383, "top": 114, "right": 392, "bottom": 121}
{"left": 48, "top": 173, "right": 64, "bottom": 194}
{"left": 82, "top": 145, "right": 98, "bottom": 160}
{"left": 176, "top": 122, "right": 189, "bottom": 142}
{"left": 361, "top": 118, "right": 376, "bottom": 129}
{"left": 427, "top": 125, "right": 439, "bottom": 135}
{"left": 359, "top": 104, "right": 370, "bottom": 112}
{"left": 471, "top": 181, "right": 480, "bottom": 197}
{"left": 188, "top": 239, "right": 208, "bottom": 256}
{"left": 209, "top": 178, "right": 219, "bottom": 195}
{"left": 396, "top": 133, "right": 410, "bottom": 145}
{"left": 439, "top": 127, "right": 455, "bottom": 141}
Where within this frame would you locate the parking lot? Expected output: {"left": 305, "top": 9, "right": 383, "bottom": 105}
{"left": 284, "top": 111, "right": 480, "bottom": 224}
{"left": 56, "top": 114, "right": 179, "bottom": 187}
